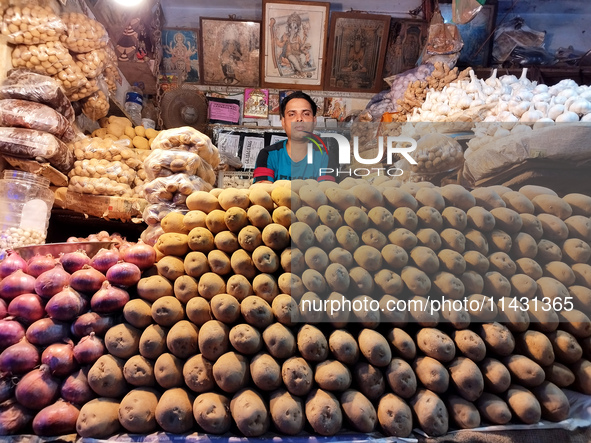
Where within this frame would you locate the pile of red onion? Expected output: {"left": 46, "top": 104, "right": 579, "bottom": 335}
{"left": 0, "top": 239, "right": 155, "bottom": 436}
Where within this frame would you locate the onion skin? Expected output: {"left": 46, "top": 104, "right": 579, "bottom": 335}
{"left": 7, "top": 293, "right": 45, "bottom": 324}
{"left": 41, "top": 342, "right": 78, "bottom": 377}
{"left": 0, "top": 399, "right": 34, "bottom": 436}
{"left": 59, "top": 250, "right": 91, "bottom": 274}
{"left": 45, "top": 287, "right": 84, "bottom": 322}
{"left": 69, "top": 266, "right": 106, "bottom": 293}
{"left": 121, "top": 241, "right": 156, "bottom": 270}
{"left": 32, "top": 399, "right": 80, "bottom": 436}
{"left": 90, "top": 281, "right": 130, "bottom": 313}
{"left": 15, "top": 364, "right": 59, "bottom": 410}
{"left": 71, "top": 313, "right": 116, "bottom": 338}
{"left": 0, "top": 375, "right": 14, "bottom": 404}
{"left": 0, "top": 339, "right": 40, "bottom": 374}
{"left": 26, "top": 318, "right": 70, "bottom": 346}
{"left": 0, "top": 319, "right": 25, "bottom": 350}
{"left": 26, "top": 255, "right": 56, "bottom": 278}
{"left": 73, "top": 333, "right": 105, "bottom": 365}
{"left": 0, "top": 270, "right": 36, "bottom": 301}
{"left": 34, "top": 264, "right": 70, "bottom": 299}
{"left": 61, "top": 368, "right": 95, "bottom": 405}
{"left": 0, "top": 299, "right": 7, "bottom": 319}
{"left": 0, "top": 251, "right": 27, "bottom": 279}
{"left": 90, "top": 248, "right": 120, "bottom": 274}
{"left": 106, "top": 262, "right": 141, "bottom": 288}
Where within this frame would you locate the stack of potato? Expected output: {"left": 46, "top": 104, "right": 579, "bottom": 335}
{"left": 79, "top": 178, "right": 591, "bottom": 438}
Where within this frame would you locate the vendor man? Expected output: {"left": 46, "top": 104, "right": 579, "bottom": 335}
{"left": 253, "top": 91, "right": 336, "bottom": 183}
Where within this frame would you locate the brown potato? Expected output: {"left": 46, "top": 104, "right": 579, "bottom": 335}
{"left": 230, "top": 389, "right": 269, "bottom": 437}
{"left": 503, "top": 354, "right": 545, "bottom": 387}
{"left": 193, "top": 392, "right": 231, "bottom": 434}
{"left": 282, "top": 357, "right": 313, "bottom": 396}
{"left": 416, "top": 206, "right": 443, "bottom": 231}
{"left": 388, "top": 228, "right": 418, "bottom": 251}
{"left": 446, "top": 395, "right": 481, "bottom": 429}
{"left": 479, "top": 357, "right": 511, "bottom": 394}
{"left": 353, "top": 362, "right": 385, "bottom": 401}
{"left": 328, "top": 330, "right": 359, "bottom": 365}
{"left": 416, "top": 328, "right": 455, "bottom": 363}
{"left": 368, "top": 206, "right": 394, "bottom": 231}
{"left": 377, "top": 393, "right": 412, "bottom": 437}
{"left": 183, "top": 354, "right": 214, "bottom": 393}
{"left": 475, "top": 393, "right": 511, "bottom": 425}
{"left": 412, "top": 356, "right": 449, "bottom": 394}
{"left": 167, "top": 320, "right": 198, "bottom": 359}
{"left": 467, "top": 206, "right": 495, "bottom": 232}
{"left": 154, "top": 353, "right": 184, "bottom": 389}
{"left": 385, "top": 358, "right": 417, "bottom": 399}
{"left": 479, "top": 322, "right": 515, "bottom": 356}
{"left": 531, "top": 381, "right": 570, "bottom": 422}
{"left": 213, "top": 352, "right": 250, "bottom": 393}
{"left": 502, "top": 191, "right": 535, "bottom": 214}
{"left": 410, "top": 389, "right": 448, "bottom": 437}
{"left": 448, "top": 357, "right": 484, "bottom": 401}
{"left": 269, "top": 389, "right": 304, "bottom": 435}
{"left": 505, "top": 385, "right": 541, "bottom": 424}
{"left": 544, "top": 362, "right": 575, "bottom": 387}
{"left": 453, "top": 329, "right": 486, "bottom": 362}
{"left": 297, "top": 324, "right": 328, "bottom": 362}
{"left": 296, "top": 206, "right": 319, "bottom": 227}
{"left": 250, "top": 353, "right": 282, "bottom": 391}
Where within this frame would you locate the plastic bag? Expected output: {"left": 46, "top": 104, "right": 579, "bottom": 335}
{"left": 0, "top": 99, "right": 76, "bottom": 142}
{"left": 143, "top": 173, "right": 213, "bottom": 205}
{"left": 59, "top": 12, "right": 108, "bottom": 53}
{"left": 69, "top": 159, "right": 136, "bottom": 185}
{"left": 71, "top": 137, "right": 142, "bottom": 170}
{"left": 144, "top": 149, "right": 202, "bottom": 180}
{"left": 0, "top": 70, "right": 75, "bottom": 122}
{"left": 140, "top": 223, "right": 164, "bottom": 246}
{"left": 143, "top": 203, "right": 187, "bottom": 226}
{"left": 74, "top": 48, "right": 107, "bottom": 79}
{"left": 81, "top": 79, "right": 109, "bottom": 121}
{"left": 492, "top": 17, "right": 546, "bottom": 64}
{"left": 68, "top": 77, "right": 100, "bottom": 102}
{"left": 68, "top": 175, "right": 133, "bottom": 197}
{"left": 151, "top": 126, "right": 221, "bottom": 167}
{"left": 0, "top": 127, "right": 73, "bottom": 172}
{"left": 1, "top": 4, "right": 66, "bottom": 45}
{"left": 452, "top": 0, "right": 485, "bottom": 25}
{"left": 509, "top": 46, "right": 556, "bottom": 66}
{"left": 421, "top": 10, "right": 464, "bottom": 66}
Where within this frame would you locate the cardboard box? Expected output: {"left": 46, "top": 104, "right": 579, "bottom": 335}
{"left": 2, "top": 156, "right": 69, "bottom": 187}
{"left": 64, "top": 191, "right": 148, "bottom": 222}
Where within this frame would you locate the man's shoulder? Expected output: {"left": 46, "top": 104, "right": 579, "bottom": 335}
{"left": 261, "top": 140, "right": 286, "bottom": 153}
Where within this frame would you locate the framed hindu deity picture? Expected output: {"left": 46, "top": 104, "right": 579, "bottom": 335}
{"left": 323, "top": 12, "right": 390, "bottom": 93}
{"left": 261, "top": 0, "right": 330, "bottom": 90}
{"left": 382, "top": 19, "right": 428, "bottom": 83}
{"left": 161, "top": 28, "right": 200, "bottom": 83}
{"left": 199, "top": 17, "right": 261, "bottom": 87}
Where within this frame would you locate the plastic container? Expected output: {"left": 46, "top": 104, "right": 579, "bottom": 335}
{"left": 125, "top": 82, "right": 143, "bottom": 126}
{"left": 0, "top": 170, "right": 55, "bottom": 250}
{"left": 141, "top": 98, "right": 157, "bottom": 130}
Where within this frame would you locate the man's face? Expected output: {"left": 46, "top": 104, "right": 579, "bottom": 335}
{"left": 281, "top": 98, "right": 315, "bottom": 142}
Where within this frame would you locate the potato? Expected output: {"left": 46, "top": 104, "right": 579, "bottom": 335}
{"left": 314, "top": 225, "right": 336, "bottom": 250}
{"left": 496, "top": 297, "right": 530, "bottom": 332}
{"left": 520, "top": 213, "right": 544, "bottom": 240}
{"left": 527, "top": 299, "right": 559, "bottom": 333}
{"left": 155, "top": 388, "right": 194, "bottom": 433}
{"left": 118, "top": 388, "right": 160, "bottom": 433}
{"left": 467, "top": 206, "right": 495, "bottom": 232}
{"left": 453, "top": 329, "right": 486, "bottom": 362}
{"left": 383, "top": 358, "right": 417, "bottom": 400}
{"left": 437, "top": 249, "right": 466, "bottom": 275}
{"left": 136, "top": 275, "right": 173, "bottom": 302}
{"left": 184, "top": 211, "right": 207, "bottom": 231}
{"left": 326, "top": 330, "right": 358, "bottom": 365}
{"left": 471, "top": 187, "right": 505, "bottom": 210}
{"left": 186, "top": 191, "right": 221, "bottom": 213}
{"left": 440, "top": 301, "right": 471, "bottom": 330}
{"left": 105, "top": 324, "right": 140, "bottom": 359}
{"left": 299, "top": 291, "right": 325, "bottom": 324}
{"left": 156, "top": 256, "right": 185, "bottom": 281}
{"left": 187, "top": 227, "right": 215, "bottom": 253}
{"left": 412, "top": 356, "right": 448, "bottom": 394}
{"left": 222, "top": 207, "right": 248, "bottom": 233}
{"left": 205, "top": 210, "right": 229, "bottom": 235}
{"left": 317, "top": 205, "right": 343, "bottom": 229}
{"left": 192, "top": 393, "right": 231, "bottom": 434}
{"left": 381, "top": 245, "right": 408, "bottom": 270}
{"left": 250, "top": 353, "right": 282, "bottom": 391}
{"left": 355, "top": 329, "right": 390, "bottom": 367}
{"left": 123, "top": 355, "right": 155, "bottom": 387}
{"left": 410, "top": 389, "right": 448, "bottom": 437}
{"left": 183, "top": 354, "right": 214, "bottom": 393}
{"left": 479, "top": 322, "right": 515, "bottom": 356}
{"left": 343, "top": 206, "right": 369, "bottom": 231}
{"left": 298, "top": 184, "right": 328, "bottom": 209}
{"left": 262, "top": 223, "right": 290, "bottom": 250}
{"left": 352, "top": 245, "right": 382, "bottom": 272}
{"left": 466, "top": 293, "right": 498, "bottom": 322}
{"left": 382, "top": 187, "right": 418, "bottom": 211}
{"left": 440, "top": 184, "right": 475, "bottom": 210}
{"left": 156, "top": 233, "right": 189, "bottom": 257}
{"left": 488, "top": 229, "right": 513, "bottom": 254}
{"left": 415, "top": 187, "right": 445, "bottom": 210}
{"left": 531, "top": 382, "right": 570, "bottom": 424}
{"left": 488, "top": 252, "right": 517, "bottom": 278}
{"left": 230, "top": 250, "right": 257, "bottom": 279}
{"left": 77, "top": 398, "right": 121, "bottom": 438}
{"left": 185, "top": 297, "right": 212, "bottom": 326}
{"left": 431, "top": 271, "right": 465, "bottom": 300}
{"left": 532, "top": 194, "right": 572, "bottom": 220}
{"left": 154, "top": 353, "right": 184, "bottom": 389}
{"left": 161, "top": 212, "right": 189, "bottom": 234}
{"left": 440, "top": 206, "right": 467, "bottom": 230}
{"left": 267, "top": 390, "right": 304, "bottom": 436}
{"left": 573, "top": 262, "right": 591, "bottom": 287}
{"left": 282, "top": 357, "right": 313, "bottom": 396}
{"left": 289, "top": 222, "right": 314, "bottom": 250}
{"left": 416, "top": 228, "right": 441, "bottom": 251}
{"left": 563, "top": 193, "right": 591, "bottom": 216}
{"left": 564, "top": 216, "right": 591, "bottom": 242}
{"left": 388, "top": 228, "right": 418, "bottom": 251}
{"left": 502, "top": 191, "right": 535, "bottom": 214}
{"left": 416, "top": 206, "right": 443, "bottom": 231}
{"left": 377, "top": 393, "right": 413, "bottom": 437}
{"left": 325, "top": 187, "right": 357, "bottom": 210}
{"left": 338, "top": 389, "right": 376, "bottom": 433}
{"left": 446, "top": 395, "right": 480, "bottom": 429}
{"left": 515, "top": 257, "right": 543, "bottom": 280}
{"left": 546, "top": 329, "right": 581, "bottom": 364}
{"left": 368, "top": 206, "right": 395, "bottom": 231}
{"left": 475, "top": 392, "right": 511, "bottom": 425}
{"left": 217, "top": 188, "right": 249, "bottom": 211}
{"left": 88, "top": 355, "right": 126, "bottom": 397}
{"left": 415, "top": 328, "right": 454, "bottom": 362}
{"left": 558, "top": 309, "right": 591, "bottom": 338}
{"left": 391, "top": 207, "right": 417, "bottom": 232}
{"left": 198, "top": 320, "right": 230, "bottom": 361}
{"left": 483, "top": 271, "right": 511, "bottom": 299}
{"left": 408, "top": 295, "right": 439, "bottom": 328}
{"left": 505, "top": 384, "right": 541, "bottom": 424}
{"left": 151, "top": 296, "right": 184, "bottom": 326}
{"left": 464, "top": 229, "right": 489, "bottom": 255}
{"left": 479, "top": 357, "right": 511, "bottom": 394}
{"left": 361, "top": 228, "right": 388, "bottom": 250}
{"left": 166, "top": 320, "right": 198, "bottom": 359}
{"left": 538, "top": 216, "right": 569, "bottom": 247}
{"left": 305, "top": 389, "right": 342, "bottom": 436}
{"left": 463, "top": 250, "right": 489, "bottom": 274}
{"left": 573, "top": 359, "right": 591, "bottom": 394}
{"left": 123, "top": 299, "right": 153, "bottom": 329}
{"left": 352, "top": 183, "right": 384, "bottom": 208}
{"left": 519, "top": 184, "right": 557, "bottom": 200}
{"left": 544, "top": 362, "right": 575, "bottom": 388}
{"left": 213, "top": 352, "right": 249, "bottom": 393}
{"left": 314, "top": 360, "right": 351, "bottom": 391}
{"left": 297, "top": 324, "right": 328, "bottom": 362}
{"left": 562, "top": 238, "right": 591, "bottom": 264}
{"left": 352, "top": 362, "right": 385, "bottom": 401}
{"left": 409, "top": 246, "right": 439, "bottom": 274}
{"left": 184, "top": 252, "right": 210, "bottom": 280}
{"left": 272, "top": 206, "right": 295, "bottom": 228}
{"left": 295, "top": 206, "right": 319, "bottom": 228}
{"left": 490, "top": 207, "right": 523, "bottom": 234}
{"left": 511, "top": 232, "right": 538, "bottom": 259}
{"left": 138, "top": 324, "right": 167, "bottom": 360}
{"left": 514, "top": 331, "right": 554, "bottom": 368}
{"left": 401, "top": 266, "right": 431, "bottom": 296}
{"left": 448, "top": 357, "right": 484, "bottom": 401}
{"left": 503, "top": 354, "right": 545, "bottom": 387}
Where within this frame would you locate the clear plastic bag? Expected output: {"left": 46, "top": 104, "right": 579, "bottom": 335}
{"left": 140, "top": 223, "right": 164, "bottom": 246}
{"left": 81, "top": 84, "right": 109, "bottom": 122}
{"left": 144, "top": 149, "right": 202, "bottom": 180}
{"left": 421, "top": 9, "right": 464, "bottom": 66}
{"left": 452, "top": 0, "right": 485, "bottom": 25}
{"left": 492, "top": 17, "right": 546, "bottom": 64}
{"left": 68, "top": 175, "right": 133, "bottom": 197}
{"left": 74, "top": 48, "right": 107, "bottom": 79}
{"left": 0, "top": 99, "right": 76, "bottom": 142}
{"left": 143, "top": 173, "right": 213, "bottom": 205}
{"left": 59, "top": 12, "right": 108, "bottom": 53}
{"left": 143, "top": 203, "right": 187, "bottom": 226}
{"left": 0, "top": 70, "right": 75, "bottom": 122}
{"left": 69, "top": 159, "right": 136, "bottom": 185}
{"left": 395, "top": 133, "right": 464, "bottom": 178}
{"left": 0, "top": 127, "right": 73, "bottom": 172}
{"left": 1, "top": 4, "right": 66, "bottom": 45}
{"left": 71, "top": 137, "right": 142, "bottom": 170}
{"left": 151, "top": 126, "right": 221, "bottom": 167}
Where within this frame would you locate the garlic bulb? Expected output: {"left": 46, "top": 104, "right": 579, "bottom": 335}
{"left": 555, "top": 111, "right": 580, "bottom": 122}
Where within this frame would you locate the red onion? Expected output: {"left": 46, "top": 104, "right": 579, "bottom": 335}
{"left": 15, "top": 364, "right": 59, "bottom": 410}
{"left": 121, "top": 240, "right": 156, "bottom": 270}
{"left": 0, "top": 375, "right": 14, "bottom": 404}
{"left": 26, "top": 254, "right": 56, "bottom": 278}
{"left": 0, "top": 299, "right": 6, "bottom": 319}
{"left": 26, "top": 318, "right": 70, "bottom": 346}
{"left": 0, "top": 251, "right": 27, "bottom": 279}
{"left": 0, "top": 269, "right": 36, "bottom": 301}
{"left": 90, "top": 281, "right": 130, "bottom": 313}
{"left": 45, "top": 287, "right": 84, "bottom": 322}
{"left": 90, "top": 248, "right": 120, "bottom": 274}
{"left": 118, "top": 240, "right": 132, "bottom": 252}
{"left": 32, "top": 399, "right": 80, "bottom": 436}
{"left": 106, "top": 262, "right": 141, "bottom": 288}
{"left": 0, "top": 398, "right": 34, "bottom": 435}
{"left": 60, "top": 368, "right": 95, "bottom": 405}
{"left": 66, "top": 237, "right": 79, "bottom": 243}
{"left": 41, "top": 341, "right": 78, "bottom": 377}
{"left": 71, "top": 313, "right": 116, "bottom": 338}
{"left": 34, "top": 263, "right": 70, "bottom": 299}
{"left": 0, "top": 339, "right": 40, "bottom": 374}
{"left": 7, "top": 293, "right": 45, "bottom": 324}
{"left": 69, "top": 266, "right": 106, "bottom": 293}
{"left": 59, "top": 250, "right": 90, "bottom": 274}
{"left": 73, "top": 333, "right": 105, "bottom": 365}
{"left": 0, "top": 318, "right": 25, "bottom": 350}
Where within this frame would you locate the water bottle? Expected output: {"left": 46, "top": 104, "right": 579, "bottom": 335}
{"left": 125, "top": 83, "right": 143, "bottom": 126}
{"left": 141, "top": 98, "right": 157, "bottom": 129}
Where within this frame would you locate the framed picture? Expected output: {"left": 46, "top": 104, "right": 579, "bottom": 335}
{"left": 244, "top": 88, "right": 269, "bottom": 118}
{"left": 439, "top": 3, "right": 497, "bottom": 67}
{"left": 324, "top": 12, "right": 391, "bottom": 92}
{"left": 261, "top": 0, "right": 330, "bottom": 90}
{"left": 199, "top": 17, "right": 261, "bottom": 87}
{"left": 161, "top": 29, "right": 200, "bottom": 83}
{"left": 383, "top": 19, "right": 428, "bottom": 82}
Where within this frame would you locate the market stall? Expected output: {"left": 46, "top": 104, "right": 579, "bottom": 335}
{"left": 1, "top": 0, "right": 591, "bottom": 442}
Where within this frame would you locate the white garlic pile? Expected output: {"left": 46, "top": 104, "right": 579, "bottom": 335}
{"left": 0, "top": 227, "right": 46, "bottom": 249}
